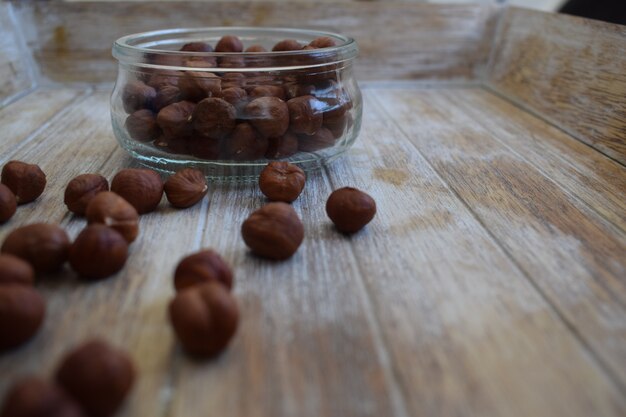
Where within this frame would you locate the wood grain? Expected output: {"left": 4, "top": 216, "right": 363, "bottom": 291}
{"left": 11, "top": 1, "right": 498, "bottom": 84}
{"left": 487, "top": 7, "right": 626, "bottom": 164}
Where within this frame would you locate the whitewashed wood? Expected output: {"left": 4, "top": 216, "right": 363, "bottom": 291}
{"left": 375, "top": 88, "right": 626, "bottom": 387}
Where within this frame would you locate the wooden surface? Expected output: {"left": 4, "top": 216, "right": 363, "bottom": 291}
{"left": 487, "top": 7, "right": 626, "bottom": 164}
{"left": 0, "top": 85, "right": 625, "bottom": 417}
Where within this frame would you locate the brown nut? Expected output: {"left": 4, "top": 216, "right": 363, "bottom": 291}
{"left": 309, "top": 36, "right": 337, "bottom": 48}
{"left": 0, "top": 183, "right": 16, "bottom": 223}
{"left": 55, "top": 339, "right": 135, "bottom": 417}
{"left": 241, "top": 202, "right": 304, "bottom": 260}
{"left": 1, "top": 223, "right": 70, "bottom": 273}
{"left": 146, "top": 71, "right": 182, "bottom": 89}
{"left": 245, "top": 97, "right": 289, "bottom": 138}
{"left": 221, "top": 87, "right": 248, "bottom": 112}
{"left": 180, "top": 42, "right": 214, "bottom": 52}
{"left": 153, "top": 85, "right": 182, "bottom": 111}
{"left": 164, "top": 168, "right": 208, "bottom": 208}
{"left": 0, "top": 376, "right": 85, "bottom": 417}
{"left": 326, "top": 187, "right": 376, "bottom": 234}
{"left": 0, "top": 285, "right": 45, "bottom": 351}
{"left": 193, "top": 98, "right": 237, "bottom": 139}
{"left": 287, "top": 95, "right": 324, "bottom": 135}
{"left": 215, "top": 35, "right": 243, "bottom": 52}
{"left": 284, "top": 83, "right": 315, "bottom": 100}
{"left": 245, "top": 44, "right": 267, "bottom": 52}
{"left": 179, "top": 72, "right": 221, "bottom": 102}
{"left": 249, "top": 86, "right": 286, "bottom": 100}
{"left": 64, "top": 174, "right": 109, "bottom": 216}
{"left": 111, "top": 168, "right": 164, "bottom": 214}
{"left": 187, "top": 136, "right": 221, "bottom": 159}
{"left": 169, "top": 282, "right": 239, "bottom": 357}
{"left": 266, "top": 132, "right": 299, "bottom": 159}
{"left": 174, "top": 249, "right": 233, "bottom": 292}
{"left": 221, "top": 73, "right": 246, "bottom": 89}
{"left": 0, "top": 254, "right": 35, "bottom": 286}
{"left": 121, "top": 81, "right": 156, "bottom": 113}
{"left": 259, "top": 162, "right": 306, "bottom": 203}
{"left": 69, "top": 225, "right": 128, "bottom": 281}
{"left": 85, "top": 192, "right": 139, "bottom": 243}
{"left": 223, "top": 122, "right": 268, "bottom": 161}
{"left": 298, "top": 127, "right": 335, "bottom": 152}
{"left": 1, "top": 161, "right": 46, "bottom": 204}
{"left": 125, "top": 109, "right": 161, "bottom": 142}
{"left": 156, "top": 101, "right": 195, "bottom": 139}
{"left": 272, "top": 39, "right": 302, "bottom": 51}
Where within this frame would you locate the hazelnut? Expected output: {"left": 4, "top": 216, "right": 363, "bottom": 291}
{"left": 111, "top": 168, "right": 164, "bottom": 214}
{"left": 0, "top": 285, "right": 45, "bottom": 351}
{"left": 0, "top": 183, "right": 16, "bottom": 223}
{"left": 146, "top": 71, "right": 182, "bottom": 89}
{"left": 221, "top": 73, "right": 246, "bottom": 90}
{"left": 0, "top": 254, "right": 35, "bottom": 286}
{"left": 241, "top": 202, "right": 304, "bottom": 260}
{"left": 323, "top": 112, "right": 349, "bottom": 138}
{"left": 215, "top": 35, "right": 243, "bottom": 52}
{"left": 249, "top": 86, "right": 286, "bottom": 100}
{"left": 245, "top": 97, "right": 289, "bottom": 138}
{"left": 69, "top": 225, "right": 128, "bottom": 281}
{"left": 154, "top": 135, "right": 190, "bottom": 155}
{"left": 326, "top": 187, "right": 376, "bottom": 233}
{"left": 284, "top": 83, "right": 315, "bottom": 100}
{"left": 187, "top": 136, "right": 221, "bottom": 160}
{"left": 1, "top": 223, "right": 70, "bottom": 273}
{"left": 245, "top": 45, "right": 267, "bottom": 52}
{"left": 223, "top": 122, "right": 268, "bottom": 161}
{"left": 174, "top": 249, "right": 233, "bottom": 292}
{"left": 179, "top": 72, "right": 221, "bottom": 102}
{"left": 164, "top": 168, "right": 208, "bottom": 208}
{"left": 298, "top": 127, "right": 335, "bottom": 152}
{"left": 56, "top": 339, "right": 135, "bottom": 417}
{"left": 125, "top": 109, "right": 161, "bottom": 142}
{"left": 1, "top": 161, "right": 46, "bottom": 204}
{"left": 85, "top": 192, "right": 139, "bottom": 243}
{"left": 169, "top": 282, "right": 239, "bottom": 357}
{"left": 287, "top": 95, "right": 324, "bottom": 135}
{"left": 64, "top": 174, "right": 109, "bottom": 216}
{"left": 0, "top": 376, "right": 85, "bottom": 417}
{"left": 193, "top": 98, "right": 237, "bottom": 139}
{"left": 156, "top": 101, "right": 195, "bottom": 139}
{"left": 272, "top": 39, "right": 302, "bottom": 51}
{"left": 221, "top": 87, "right": 248, "bottom": 112}
{"left": 309, "top": 37, "right": 337, "bottom": 48}
{"left": 153, "top": 85, "right": 181, "bottom": 111}
{"left": 266, "top": 132, "right": 299, "bottom": 159}
{"left": 180, "top": 42, "right": 213, "bottom": 52}
{"left": 218, "top": 56, "right": 245, "bottom": 69}
{"left": 258, "top": 162, "right": 306, "bottom": 203}
{"left": 121, "top": 81, "right": 155, "bottom": 113}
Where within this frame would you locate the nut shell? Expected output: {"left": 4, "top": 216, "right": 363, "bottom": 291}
{"left": 64, "top": 174, "right": 109, "bottom": 216}
{"left": 1, "top": 223, "right": 70, "bottom": 273}
{"left": 0, "top": 376, "right": 85, "bottom": 417}
{"left": 258, "top": 162, "right": 306, "bottom": 203}
{"left": 241, "top": 202, "right": 304, "bottom": 260}
{"left": 121, "top": 81, "right": 155, "bottom": 113}
{"left": 0, "top": 254, "right": 35, "bottom": 286}
{"left": 272, "top": 39, "right": 302, "bottom": 51}
{"left": 287, "top": 95, "right": 324, "bottom": 135}
{"left": 326, "top": 187, "right": 376, "bottom": 233}
{"left": 0, "top": 286, "right": 45, "bottom": 351}
{"left": 174, "top": 249, "right": 233, "bottom": 292}
{"left": 111, "top": 169, "right": 164, "bottom": 214}
{"left": 85, "top": 192, "right": 139, "bottom": 243}
{"left": 125, "top": 110, "right": 161, "bottom": 142}
{"left": 156, "top": 101, "right": 195, "bottom": 139}
{"left": 69, "top": 225, "right": 128, "bottom": 280}
{"left": 169, "top": 282, "right": 239, "bottom": 357}
{"left": 1, "top": 161, "right": 46, "bottom": 204}
{"left": 245, "top": 97, "right": 289, "bottom": 138}
{"left": 164, "top": 168, "right": 208, "bottom": 208}
{"left": 215, "top": 35, "right": 243, "bottom": 52}
{"left": 55, "top": 339, "right": 135, "bottom": 417}
{"left": 0, "top": 183, "right": 16, "bottom": 223}
{"left": 224, "top": 122, "right": 268, "bottom": 161}
{"left": 193, "top": 98, "right": 237, "bottom": 139}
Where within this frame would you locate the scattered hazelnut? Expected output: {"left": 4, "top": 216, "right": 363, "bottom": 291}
{"left": 1, "top": 223, "right": 70, "bottom": 273}
{"left": 121, "top": 81, "right": 156, "bottom": 113}
{"left": 169, "top": 282, "right": 239, "bottom": 357}
{"left": 125, "top": 109, "right": 161, "bottom": 142}
{"left": 215, "top": 35, "right": 243, "bottom": 52}
{"left": 245, "top": 97, "right": 289, "bottom": 138}
{"left": 245, "top": 45, "right": 267, "bottom": 52}
{"left": 266, "top": 132, "right": 299, "bottom": 159}
{"left": 326, "top": 187, "right": 376, "bottom": 233}
{"left": 258, "top": 162, "right": 306, "bottom": 203}
{"left": 179, "top": 72, "right": 221, "bottom": 102}
{"left": 223, "top": 122, "right": 268, "bottom": 161}
{"left": 298, "top": 127, "right": 335, "bottom": 152}
{"left": 0, "top": 285, "right": 45, "bottom": 351}
{"left": 164, "top": 168, "right": 208, "bottom": 208}
{"left": 180, "top": 42, "right": 214, "bottom": 52}
{"left": 0, "top": 254, "right": 35, "bottom": 286}
{"left": 85, "top": 191, "right": 139, "bottom": 243}
{"left": 249, "top": 86, "right": 286, "bottom": 100}
{"left": 0, "top": 183, "right": 16, "bottom": 223}
{"left": 287, "top": 95, "right": 324, "bottom": 135}
{"left": 241, "top": 202, "right": 304, "bottom": 260}
{"left": 111, "top": 168, "right": 164, "bottom": 214}
{"left": 153, "top": 85, "right": 182, "bottom": 111}
{"left": 193, "top": 98, "right": 237, "bottom": 139}
{"left": 0, "top": 376, "right": 85, "bottom": 417}
{"left": 56, "top": 339, "right": 135, "bottom": 417}
{"left": 69, "top": 225, "right": 128, "bottom": 281}
{"left": 221, "top": 87, "right": 248, "bottom": 112}
{"left": 174, "top": 249, "right": 233, "bottom": 292}
{"left": 64, "top": 173, "right": 109, "bottom": 216}
{"left": 1, "top": 161, "right": 46, "bottom": 204}
{"left": 309, "top": 37, "right": 337, "bottom": 48}
{"left": 272, "top": 39, "right": 302, "bottom": 51}
{"left": 156, "top": 101, "right": 195, "bottom": 139}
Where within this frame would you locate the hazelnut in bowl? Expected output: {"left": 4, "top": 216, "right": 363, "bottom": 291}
{"left": 111, "top": 27, "right": 362, "bottom": 180}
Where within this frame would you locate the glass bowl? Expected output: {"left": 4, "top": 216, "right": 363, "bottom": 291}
{"left": 111, "top": 27, "right": 362, "bottom": 180}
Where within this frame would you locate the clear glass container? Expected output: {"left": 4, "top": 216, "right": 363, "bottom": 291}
{"left": 111, "top": 27, "right": 362, "bottom": 179}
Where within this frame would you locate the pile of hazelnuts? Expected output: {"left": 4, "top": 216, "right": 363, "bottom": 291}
{"left": 122, "top": 34, "right": 352, "bottom": 161}
{"left": 0, "top": 157, "right": 375, "bottom": 416}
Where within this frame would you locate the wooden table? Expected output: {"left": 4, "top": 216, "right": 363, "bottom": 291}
{"left": 1, "top": 2, "right": 625, "bottom": 416}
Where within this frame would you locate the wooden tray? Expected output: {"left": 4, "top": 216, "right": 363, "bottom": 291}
{"left": 1, "top": 2, "right": 625, "bottom": 416}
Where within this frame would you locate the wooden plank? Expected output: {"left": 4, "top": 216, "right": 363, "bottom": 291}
{"left": 12, "top": 1, "right": 498, "bottom": 84}
{"left": 374, "top": 87, "right": 626, "bottom": 388}
{"left": 0, "top": 3, "right": 36, "bottom": 105}
{"left": 487, "top": 7, "right": 626, "bottom": 164}
{"left": 453, "top": 89, "right": 626, "bottom": 233}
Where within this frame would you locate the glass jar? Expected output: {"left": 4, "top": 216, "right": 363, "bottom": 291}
{"left": 111, "top": 27, "right": 362, "bottom": 179}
